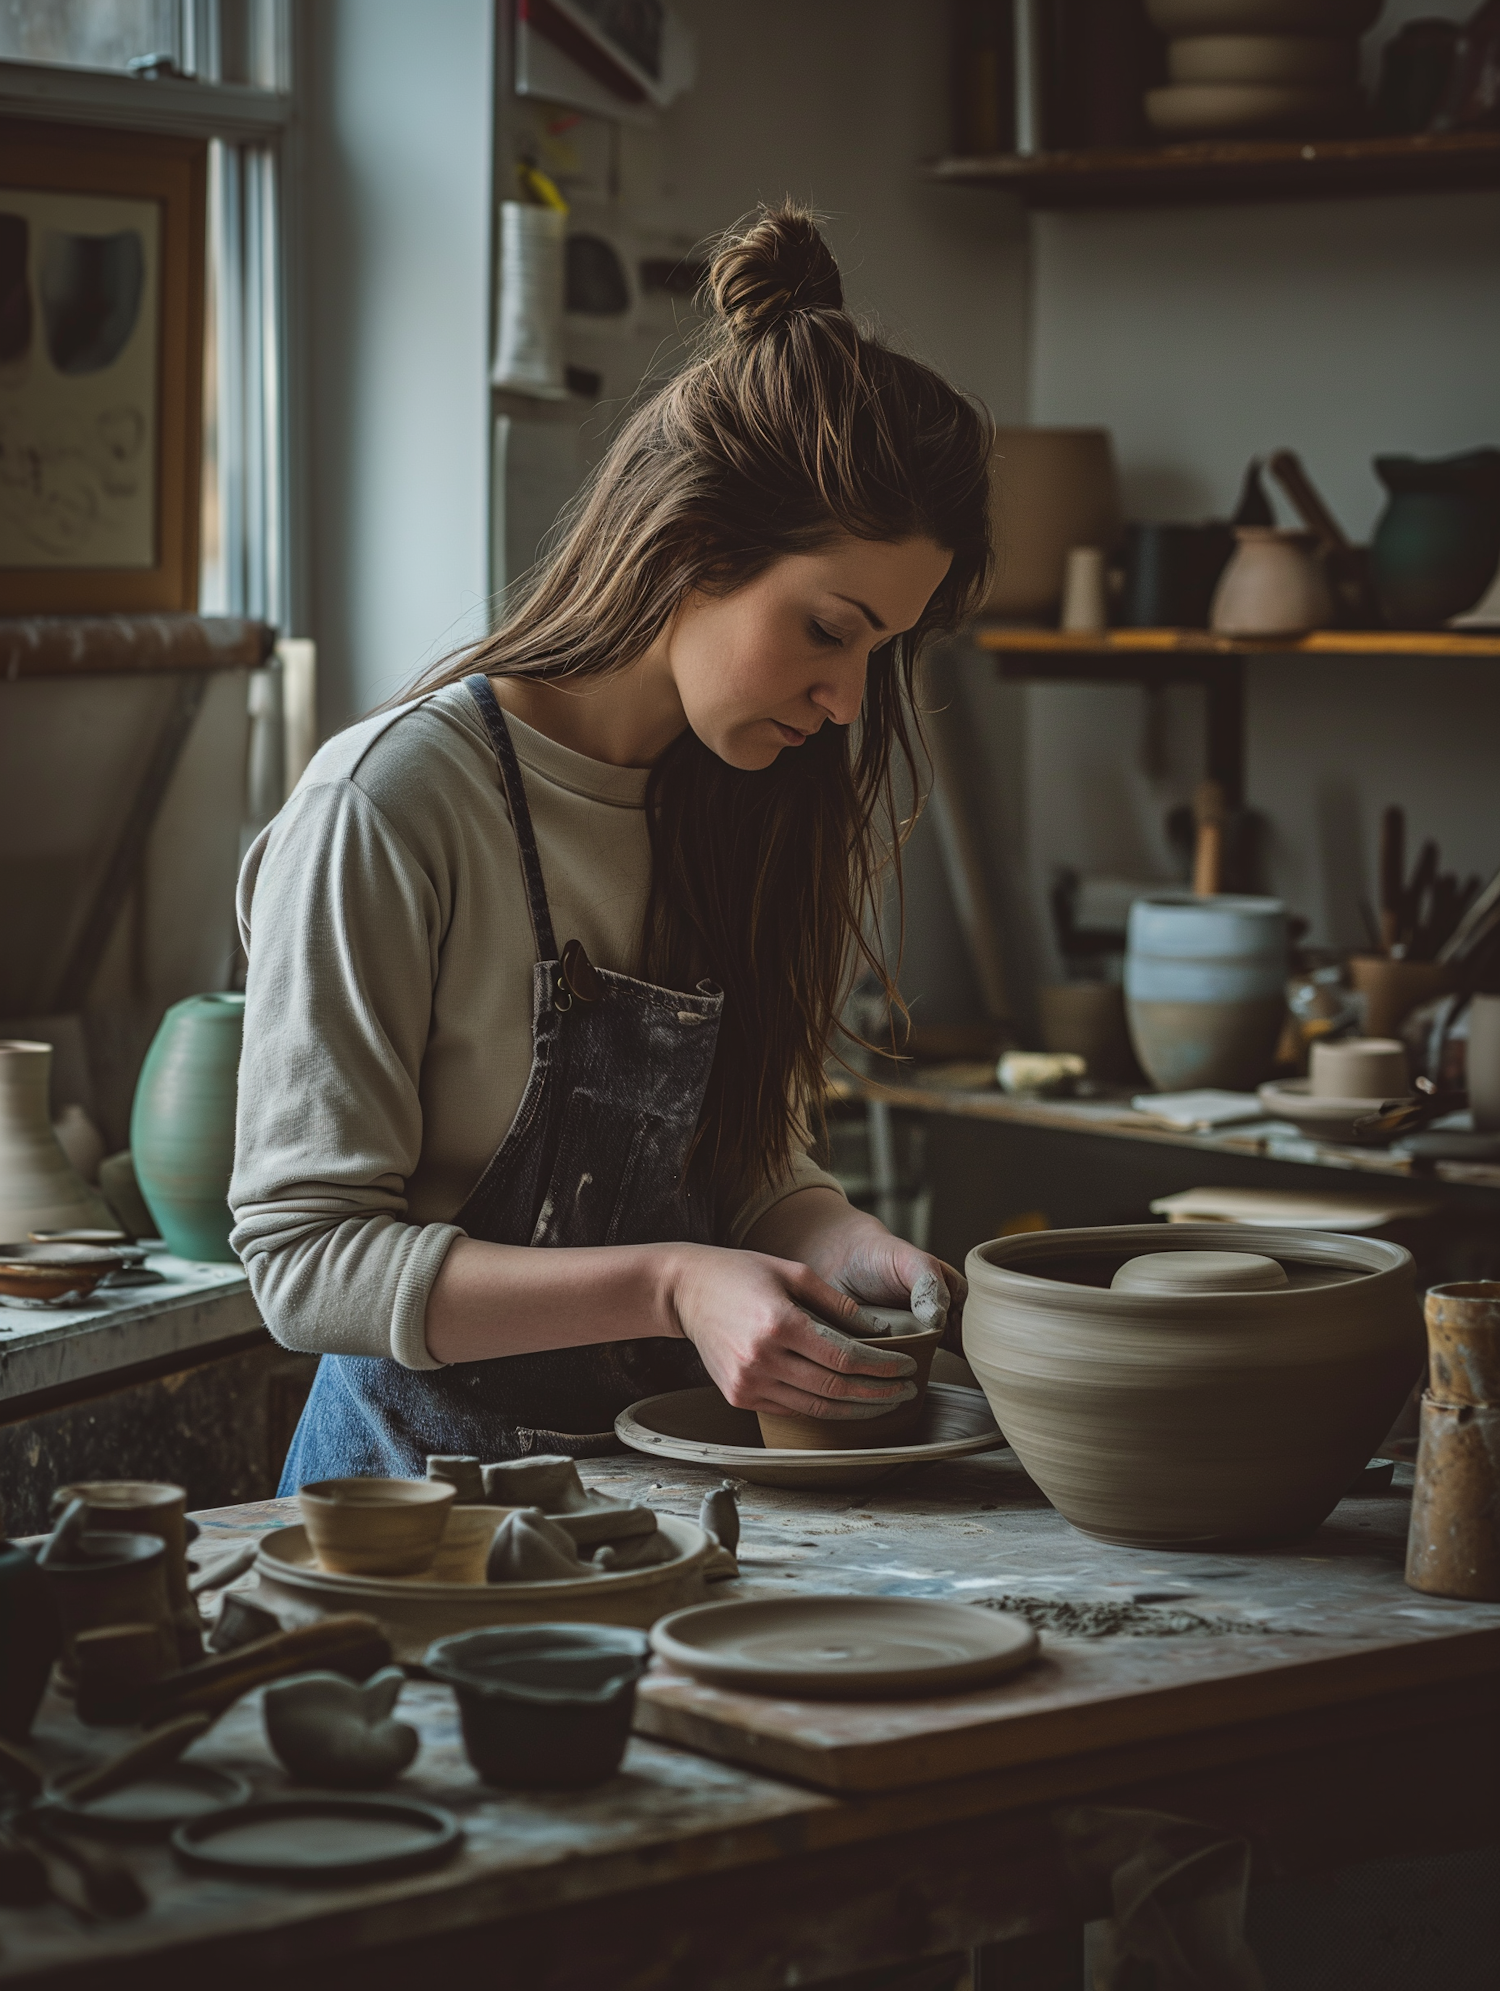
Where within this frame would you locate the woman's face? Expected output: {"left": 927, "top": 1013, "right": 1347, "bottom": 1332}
{"left": 666, "top": 536, "right": 953, "bottom": 771}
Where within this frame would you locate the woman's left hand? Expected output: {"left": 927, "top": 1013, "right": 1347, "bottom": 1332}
{"left": 742, "top": 1188, "right": 966, "bottom": 1340}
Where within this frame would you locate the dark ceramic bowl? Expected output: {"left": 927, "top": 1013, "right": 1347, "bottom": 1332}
{"left": 424, "top": 1625, "right": 650, "bottom": 1789}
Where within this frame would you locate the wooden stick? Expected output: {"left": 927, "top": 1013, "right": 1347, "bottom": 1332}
{"left": 57, "top": 1715, "right": 211, "bottom": 1806}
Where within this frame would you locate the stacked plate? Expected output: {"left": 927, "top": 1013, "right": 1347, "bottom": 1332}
{"left": 1144, "top": 0, "right": 1379, "bottom": 138}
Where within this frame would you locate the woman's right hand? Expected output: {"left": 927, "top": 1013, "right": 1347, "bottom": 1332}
{"left": 661, "top": 1243, "right": 918, "bottom": 1419}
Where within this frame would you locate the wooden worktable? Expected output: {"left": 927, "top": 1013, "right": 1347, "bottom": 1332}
{"left": 5, "top": 1440, "right": 1498, "bottom": 1990}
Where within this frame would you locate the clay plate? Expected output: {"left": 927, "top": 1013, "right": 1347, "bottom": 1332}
{"left": 254, "top": 1513, "right": 712, "bottom": 1663}
{"left": 1258, "top": 1077, "right": 1412, "bottom": 1145}
{"left": 0, "top": 1241, "right": 128, "bottom": 1302}
{"left": 650, "top": 1596, "right": 1038, "bottom": 1698}
{"left": 615, "top": 1382, "right": 1005, "bottom": 1490}
{"left": 172, "top": 1795, "right": 461, "bottom": 1883}
{"left": 45, "top": 1763, "right": 251, "bottom": 1835}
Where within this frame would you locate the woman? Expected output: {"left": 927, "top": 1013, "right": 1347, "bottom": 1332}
{"left": 230, "top": 207, "right": 994, "bottom": 1487}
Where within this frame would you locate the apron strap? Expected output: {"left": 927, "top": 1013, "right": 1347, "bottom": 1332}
{"left": 464, "top": 673, "right": 559, "bottom": 963}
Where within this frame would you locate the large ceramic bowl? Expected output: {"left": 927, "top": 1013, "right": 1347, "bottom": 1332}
{"left": 963, "top": 1224, "right": 1423, "bottom": 1548}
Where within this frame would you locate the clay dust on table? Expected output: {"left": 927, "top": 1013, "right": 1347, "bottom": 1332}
{"left": 972, "top": 1594, "right": 1311, "bottom": 1639}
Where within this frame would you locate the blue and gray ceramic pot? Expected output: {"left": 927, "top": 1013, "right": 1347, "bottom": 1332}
{"left": 1125, "top": 895, "right": 1288, "bottom": 1093}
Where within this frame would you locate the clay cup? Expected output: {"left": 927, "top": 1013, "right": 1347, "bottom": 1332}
{"left": 1308, "top": 1037, "right": 1410, "bottom": 1101}
{"left": 51, "top": 1479, "right": 200, "bottom": 1665}
{"left": 756, "top": 1314, "right": 943, "bottom": 1453}
{"left": 299, "top": 1477, "right": 455, "bottom": 1577}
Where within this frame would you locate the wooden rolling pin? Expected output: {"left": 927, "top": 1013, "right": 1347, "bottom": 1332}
{"left": 139, "top": 1614, "right": 390, "bottom": 1724}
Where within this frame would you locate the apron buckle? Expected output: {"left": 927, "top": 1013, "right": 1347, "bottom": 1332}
{"left": 559, "top": 937, "right": 602, "bottom": 1008}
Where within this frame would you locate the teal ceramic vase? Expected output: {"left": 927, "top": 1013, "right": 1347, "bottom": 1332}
{"left": 130, "top": 993, "right": 245, "bottom": 1262}
{"left": 1370, "top": 448, "right": 1500, "bottom": 628}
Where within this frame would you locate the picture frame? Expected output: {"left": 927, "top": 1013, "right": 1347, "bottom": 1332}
{"left": 0, "top": 122, "right": 206, "bottom": 614}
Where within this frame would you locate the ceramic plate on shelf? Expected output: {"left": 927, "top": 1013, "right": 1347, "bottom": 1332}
{"left": 1257, "top": 1078, "right": 1411, "bottom": 1145}
{"left": 650, "top": 1596, "right": 1038, "bottom": 1699}
{"left": 172, "top": 1795, "right": 461, "bottom": 1883}
{"left": 254, "top": 1514, "right": 712, "bottom": 1663}
{"left": 614, "top": 1382, "right": 1005, "bottom": 1490}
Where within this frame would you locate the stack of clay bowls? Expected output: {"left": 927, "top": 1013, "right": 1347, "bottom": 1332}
{"left": 1258, "top": 1036, "right": 1414, "bottom": 1144}
{"left": 964, "top": 1223, "right": 1423, "bottom": 1548}
{"left": 1145, "top": 0, "right": 1381, "bottom": 139}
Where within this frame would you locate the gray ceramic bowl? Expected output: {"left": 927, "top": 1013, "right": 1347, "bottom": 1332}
{"left": 424, "top": 1624, "right": 650, "bottom": 1789}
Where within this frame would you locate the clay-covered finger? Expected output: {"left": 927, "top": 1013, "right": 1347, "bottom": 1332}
{"left": 909, "top": 1269, "right": 950, "bottom": 1330}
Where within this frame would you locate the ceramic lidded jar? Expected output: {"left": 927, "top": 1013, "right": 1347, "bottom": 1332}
{"left": 0, "top": 1040, "right": 120, "bottom": 1242}
{"left": 1369, "top": 449, "right": 1500, "bottom": 628}
{"left": 964, "top": 1223, "right": 1424, "bottom": 1548}
{"left": 129, "top": 993, "right": 245, "bottom": 1261}
{"left": 1124, "top": 893, "right": 1288, "bottom": 1091}
{"left": 1210, "top": 527, "right": 1333, "bottom": 636}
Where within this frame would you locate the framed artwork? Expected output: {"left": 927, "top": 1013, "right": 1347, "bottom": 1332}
{"left": 0, "top": 123, "right": 206, "bottom": 613}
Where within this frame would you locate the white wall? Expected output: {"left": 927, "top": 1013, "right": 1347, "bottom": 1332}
{"left": 651, "top": 0, "right": 1035, "bottom": 1024}
{"left": 302, "top": 0, "right": 495, "bottom": 725}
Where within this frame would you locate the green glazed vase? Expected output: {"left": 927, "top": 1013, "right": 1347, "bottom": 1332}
{"left": 130, "top": 992, "right": 245, "bottom": 1262}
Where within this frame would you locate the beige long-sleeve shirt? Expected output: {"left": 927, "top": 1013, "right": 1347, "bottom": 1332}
{"left": 229, "top": 680, "right": 841, "bottom": 1368}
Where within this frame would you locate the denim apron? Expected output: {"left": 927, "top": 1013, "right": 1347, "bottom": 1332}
{"left": 277, "top": 675, "right": 717, "bottom": 1489}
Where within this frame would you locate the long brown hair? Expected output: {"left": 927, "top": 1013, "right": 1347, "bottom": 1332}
{"left": 416, "top": 207, "right": 993, "bottom": 1212}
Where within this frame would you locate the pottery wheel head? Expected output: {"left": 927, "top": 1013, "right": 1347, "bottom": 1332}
{"left": 1111, "top": 1250, "right": 1289, "bottom": 1297}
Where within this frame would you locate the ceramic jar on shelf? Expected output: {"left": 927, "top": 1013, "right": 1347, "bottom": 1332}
{"left": 1209, "top": 527, "right": 1333, "bottom": 636}
{"left": 1144, "top": 0, "right": 1379, "bottom": 137}
{"left": 129, "top": 993, "right": 245, "bottom": 1262}
{"left": 1125, "top": 893, "right": 1288, "bottom": 1092}
{"left": 1369, "top": 448, "right": 1500, "bottom": 628}
{"left": 0, "top": 1039, "right": 119, "bottom": 1241}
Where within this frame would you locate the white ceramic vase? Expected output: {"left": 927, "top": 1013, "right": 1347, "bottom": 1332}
{"left": 0, "top": 1040, "right": 119, "bottom": 1242}
{"left": 1210, "top": 527, "right": 1333, "bottom": 636}
{"left": 964, "top": 1223, "right": 1424, "bottom": 1548}
{"left": 1125, "top": 894, "right": 1288, "bottom": 1091}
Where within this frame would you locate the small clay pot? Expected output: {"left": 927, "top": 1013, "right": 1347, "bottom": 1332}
{"left": 51, "top": 1480, "right": 200, "bottom": 1666}
{"left": 1038, "top": 982, "right": 1138, "bottom": 1083}
{"left": 426, "top": 1625, "right": 649, "bottom": 1789}
{"left": 1308, "top": 1037, "right": 1409, "bottom": 1101}
{"left": 1347, "top": 955, "right": 1455, "bottom": 1040}
{"left": 40, "top": 1533, "right": 177, "bottom": 1678}
{"left": 299, "top": 1478, "right": 455, "bottom": 1577}
{"left": 1125, "top": 893, "right": 1288, "bottom": 1092}
{"left": 1467, "top": 994, "right": 1500, "bottom": 1133}
{"left": 756, "top": 1322, "right": 944, "bottom": 1453}
{"left": 1210, "top": 527, "right": 1333, "bottom": 636}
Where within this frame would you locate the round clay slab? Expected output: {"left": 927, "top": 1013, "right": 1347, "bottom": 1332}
{"left": 1111, "top": 1250, "right": 1288, "bottom": 1296}
{"left": 172, "top": 1796, "right": 461, "bottom": 1883}
{"left": 615, "top": 1382, "right": 1004, "bottom": 1490}
{"left": 650, "top": 1597, "right": 1037, "bottom": 1698}
{"left": 47, "top": 1763, "right": 250, "bottom": 1835}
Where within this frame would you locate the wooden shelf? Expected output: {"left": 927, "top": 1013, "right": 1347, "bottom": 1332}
{"left": 972, "top": 625, "right": 1500, "bottom": 803}
{"left": 975, "top": 625, "right": 1500, "bottom": 666}
{"left": 927, "top": 130, "right": 1500, "bottom": 209}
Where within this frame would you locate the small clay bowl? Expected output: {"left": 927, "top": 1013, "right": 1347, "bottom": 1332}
{"left": 299, "top": 1478, "right": 455, "bottom": 1577}
{"left": 425, "top": 1625, "right": 650, "bottom": 1789}
{"left": 427, "top": 1505, "right": 513, "bottom": 1584}
{"left": 756, "top": 1317, "right": 944, "bottom": 1453}
{"left": 0, "top": 1241, "right": 127, "bottom": 1303}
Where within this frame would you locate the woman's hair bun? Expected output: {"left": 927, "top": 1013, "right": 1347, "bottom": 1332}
{"left": 706, "top": 206, "right": 845, "bottom": 344}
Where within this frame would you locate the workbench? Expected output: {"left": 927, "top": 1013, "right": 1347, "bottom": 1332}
{"left": 4, "top": 1434, "right": 1498, "bottom": 1990}
{"left": 0, "top": 1262, "right": 309, "bottom": 1535}
{"left": 844, "top": 1072, "right": 1500, "bottom": 1285}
